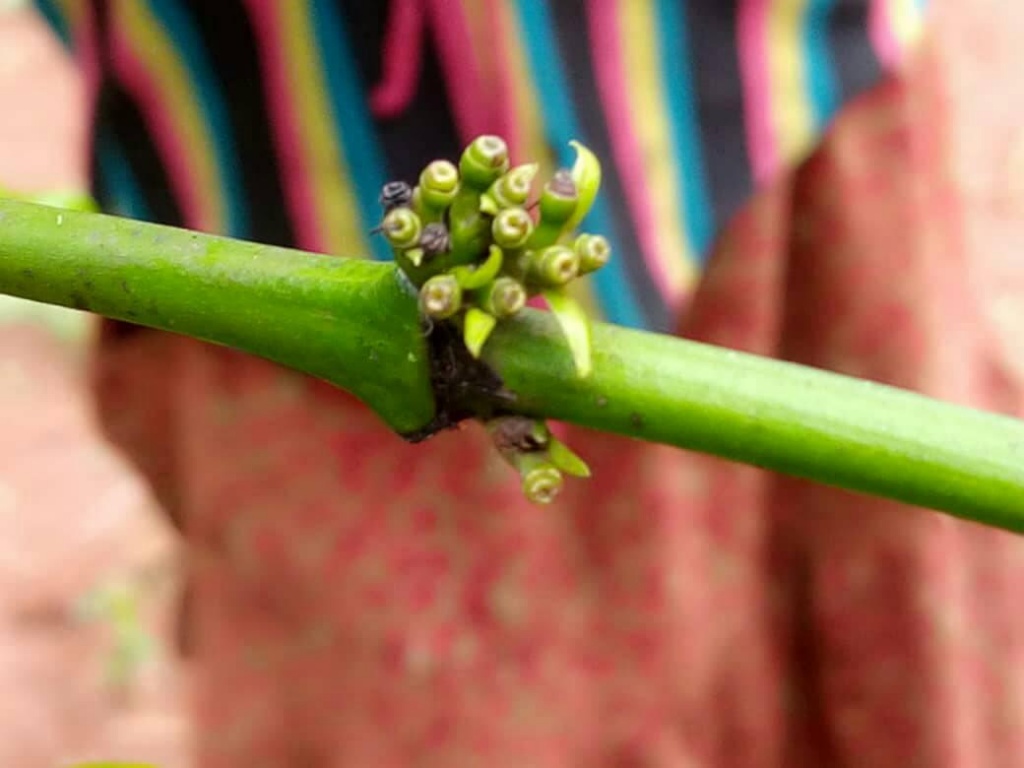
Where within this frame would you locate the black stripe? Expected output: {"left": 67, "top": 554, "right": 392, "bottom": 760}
{"left": 338, "top": 0, "right": 462, "bottom": 185}
{"left": 551, "top": 0, "right": 669, "bottom": 331}
{"left": 184, "top": 0, "right": 296, "bottom": 247}
{"left": 689, "top": 0, "right": 753, "bottom": 230}
{"left": 828, "top": 0, "right": 883, "bottom": 107}
{"left": 91, "top": 0, "right": 184, "bottom": 228}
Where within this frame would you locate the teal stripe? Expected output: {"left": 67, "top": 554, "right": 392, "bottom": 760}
{"left": 97, "top": 131, "right": 151, "bottom": 222}
{"left": 655, "top": 0, "right": 714, "bottom": 260}
{"left": 310, "top": 0, "right": 391, "bottom": 261}
{"left": 804, "top": 0, "right": 841, "bottom": 129}
{"left": 148, "top": 0, "right": 249, "bottom": 238}
{"left": 514, "top": 0, "right": 646, "bottom": 329}
{"left": 33, "top": 0, "right": 72, "bottom": 48}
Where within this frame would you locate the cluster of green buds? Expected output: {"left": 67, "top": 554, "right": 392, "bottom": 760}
{"left": 378, "top": 135, "right": 612, "bottom": 504}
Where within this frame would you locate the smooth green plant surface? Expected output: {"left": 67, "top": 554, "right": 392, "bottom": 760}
{"left": 2, "top": 197, "right": 1024, "bottom": 531}
{"left": 0, "top": 197, "right": 435, "bottom": 434}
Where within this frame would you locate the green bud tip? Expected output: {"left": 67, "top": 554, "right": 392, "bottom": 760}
{"left": 419, "top": 160, "right": 460, "bottom": 210}
{"left": 421, "top": 159, "right": 459, "bottom": 192}
{"left": 419, "top": 274, "right": 462, "bottom": 319}
{"left": 539, "top": 169, "right": 578, "bottom": 218}
{"left": 381, "top": 207, "right": 422, "bottom": 249}
{"left": 460, "top": 135, "right": 511, "bottom": 189}
{"left": 574, "top": 233, "right": 611, "bottom": 274}
{"left": 522, "top": 463, "right": 564, "bottom": 505}
{"left": 529, "top": 245, "right": 580, "bottom": 287}
{"left": 491, "top": 207, "right": 534, "bottom": 249}
{"left": 481, "top": 276, "right": 527, "bottom": 318}
{"left": 486, "top": 163, "right": 540, "bottom": 210}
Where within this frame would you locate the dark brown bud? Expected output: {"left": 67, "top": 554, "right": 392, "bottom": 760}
{"left": 419, "top": 222, "right": 451, "bottom": 258}
{"left": 379, "top": 180, "right": 413, "bottom": 212}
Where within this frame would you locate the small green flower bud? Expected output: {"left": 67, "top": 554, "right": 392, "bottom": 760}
{"left": 491, "top": 207, "right": 534, "bottom": 250}
{"left": 476, "top": 276, "right": 527, "bottom": 319}
{"left": 539, "top": 170, "right": 578, "bottom": 222}
{"left": 419, "top": 274, "right": 462, "bottom": 320}
{"left": 459, "top": 135, "right": 510, "bottom": 190}
{"left": 381, "top": 207, "right": 422, "bottom": 250}
{"left": 574, "top": 233, "right": 611, "bottom": 274}
{"left": 480, "top": 163, "right": 539, "bottom": 213}
{"left": 527, "top": 170, "right": 579, "bottom": 248}
{"left": 515, "top": 452, "right": 564, "bottom": 505}
{"left": 525, "top": 245, "right": 579, "bottom": 287}
{"left": 418, "top": 160, "right": 460, "bottom": 211}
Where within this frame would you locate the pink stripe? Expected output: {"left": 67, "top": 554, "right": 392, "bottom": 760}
{"left": 370, "top": 0, "right": 427, "bottom": 119}
{"left": 243, "top": 0, "right": 324, "bottom": 252}
{"left": 424, "top": 0, "right": 495, "bottom": 141}
{"left": 868, "top": 0, "right": 900, "bottom": 69}
{"left": 484, "top": 0, "right": 520, "bottom": 158}
{"left": 587, "top": 0, "right": 676, "bottom": 304}
{"left": 69, "top": 9, "right": 102, "bottom": 119}
{"left": 108, "top": 14, "right": 205, "bottom": 229}
{"left": 737, "top": 0, "right": 776, "bottom": 184}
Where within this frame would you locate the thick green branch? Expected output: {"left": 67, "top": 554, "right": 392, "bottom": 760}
{"left": 2, "top": 198, "right": 1023, "bottom": 532}
{"left": 0, "top": 199, "right": 434, "bottom": 433}
{"left": 485, "top": 314, "right": 1024, "bottom": 533}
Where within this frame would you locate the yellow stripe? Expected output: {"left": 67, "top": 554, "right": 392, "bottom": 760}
{"left": 767, "top": 0, "right": 815, "bottom": 168}
{"left": 503, "top": 4, "right": 602, "bottom": 319}
{"left": 888, "top": 0, "right": 925, "bottom": 51}
{"left": 277, "top": 2, "right": 366, "bottom": 257}
{"left": 619, "top": 0, "right": 698, "bottom": 297}
{"left": 118, "top": 0, "right": 223, "bottom": 232}
{"left": 458, "top": 0, "right": 497, "bottom": 101}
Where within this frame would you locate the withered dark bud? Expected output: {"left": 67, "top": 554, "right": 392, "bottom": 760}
{"left": 487, "top": 416, "right": 550, "bottom": 455}
{"left": 379, "top": 180, "right": 413, "bottom": 212}
{"left": 419, "top": 222, "right": 451, "bottom": 258}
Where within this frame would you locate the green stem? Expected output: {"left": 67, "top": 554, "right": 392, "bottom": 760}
{"left": 2, "top": 198, "right": 1023, "bottom": 531}
{"left": 0, "top": 198, "right": 435, "bottom": 434}
{"left": 484, "top": 312, "right": 1024, "bottom": 532}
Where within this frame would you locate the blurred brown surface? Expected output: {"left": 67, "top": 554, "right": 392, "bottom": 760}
{"left": 0, "top": 8, "right": 192, "bottom": 768}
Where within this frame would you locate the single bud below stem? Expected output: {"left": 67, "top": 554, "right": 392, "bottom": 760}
{"left": 486, "top": 416, "right": 550, "bottom": 456}
{"left": 512, "top": 452, "right": 564, "bottom": 505}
